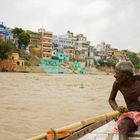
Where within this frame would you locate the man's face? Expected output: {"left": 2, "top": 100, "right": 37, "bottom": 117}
{"left": 114, "top": 69, "right": 129, "bottom": 84}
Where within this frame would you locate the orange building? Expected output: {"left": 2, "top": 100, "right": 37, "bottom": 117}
{"left": 38, "top": 28, "right": 52, "bottom": 58}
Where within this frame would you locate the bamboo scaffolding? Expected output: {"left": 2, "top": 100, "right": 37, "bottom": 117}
{"left": 25, "top": 111, "right": 120, "bottom": 140}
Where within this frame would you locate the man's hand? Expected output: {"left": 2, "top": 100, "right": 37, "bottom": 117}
{"left": 116, "top": 106, "right": 128, "bottom": 113}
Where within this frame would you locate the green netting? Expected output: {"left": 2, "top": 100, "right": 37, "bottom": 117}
{"left": 40, "top": 58, "right": 86, "bottom": 74}
{"left": 40, "top": 58, "right": 60, "bottom": 65}
{"left": 40, "top": 65, "right": 63, "bottom": 73}
{"left": 72, "top": 61, "right": 81, "bottom": 68}
{"left": 53, "top": 52, "right": 69, "bottom": 61}
{"left": 79, "top": 68, "right": 86, "bottom": 74}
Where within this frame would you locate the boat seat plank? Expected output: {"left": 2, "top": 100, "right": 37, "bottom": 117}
{"left": 79, "top": 133, "right": 108, "bottom": 140}
{"left": 78, "top": 120, "right": 140, "bottom": 140}
{"left": 112, "top": 134, "right": 118, "bottom": 140}
{"left": 79, "top": 121, "right": 118, "bottom": 140}
{"left": 129, "top": 138, "right": 140, "bottom": 140}
{"left": 91, "top": 120, "right": 116, "bottom": 134}
{"left": 105, "top": 133, "right": 113, "bottom": 140}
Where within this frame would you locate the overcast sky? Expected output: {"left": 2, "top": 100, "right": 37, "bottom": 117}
{"left": 0, "top": 0, "right": 140, "bottom": 52}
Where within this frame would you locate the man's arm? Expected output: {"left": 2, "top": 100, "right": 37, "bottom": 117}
{"left": 108, "top": 81, "right": 119, "bottom": 110}
{"left": 109, "top": 81, "right": 127, "bottom": 112}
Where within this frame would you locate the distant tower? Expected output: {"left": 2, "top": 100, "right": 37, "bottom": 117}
{"left": 85, "top": 46, "right": 95, "bottom": 67}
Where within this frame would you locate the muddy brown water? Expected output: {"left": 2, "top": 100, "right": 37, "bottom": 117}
{"left": 0, "top": 72, "right": 125, "bottom": 140}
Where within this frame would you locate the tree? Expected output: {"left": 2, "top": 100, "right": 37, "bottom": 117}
{"left": 18, "top": 32, "right": 30, "bottom": 50}
{"left": 98, "top": 59, "right": 106, "bottom": 66}
{"left": 12, "top": 27, "right": 30, "bottom": 50}
{"left": 106, "top": 59, "right": 117, "bottom": 68}
{"left": 0, "top": 41, "right": 16, "bottom": 60}
{"left": 127, "top": 51, "right": 140, "bottom": 70}
{"left": 12, "top": 27, "right": 23, "bottom": 38}
{"left": 98, "top": 58, "right": 117, "bottom": 68}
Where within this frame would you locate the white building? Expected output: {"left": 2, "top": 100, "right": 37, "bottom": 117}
{"left": 52, "top": 33, "right": 73, "bottom": 51}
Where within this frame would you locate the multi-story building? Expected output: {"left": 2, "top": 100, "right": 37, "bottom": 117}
{"left": 27, "top": 30, "right": 42, "bottom": 57}
{"left": 67, "top": 31, "right": 91, "bottom": 61}
{"left": 85, "top": 45, "right": 95, "bottom": 67}
{"left": 63, "top": 47, "right": 75, "bottom": 60}
{"left": 75, "top": 34, "right": 90, "bottom": 50}
{"left": 52, "top": 31, "right": 91, "bottom": 61}
{"left": 27, "top": 30, "right": 42, "bottom": 48}
{"left": 27, "top": 28, "right": 53, "bottom": 58}
{"left": 38, "top": 28, "right": 52, "bottom": 58}
{"left": 96, "top": 42, "right": 111, "bottom": 58}
{"left": 52, "top": 33, "right": 73, "bottom": 51}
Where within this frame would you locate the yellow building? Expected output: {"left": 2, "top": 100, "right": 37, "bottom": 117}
{"left": 27, "top": 30, "right": 42, "bottom": 48}
{"left": 29, "top": 47, "right": 41, "bottom": 58}
{"left": 27, "top": 30, "right": 42, "bottom": 58}
{"left": 112, "top": 50, "right": 124, "bottom": 60}
{"left": 11, "top": 53, "right": 25, "bottom": 70}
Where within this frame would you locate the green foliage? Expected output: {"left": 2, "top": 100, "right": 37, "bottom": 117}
{"left": 98, "top": 59, "right": 106, "bottom": 66}
{"left": 106, "top": 59, "right": 117, "bottom": 68}
{"left": 126, "top": 51, "right": 140, "bottom": 70}
{"left": 0, "top": 41, "right": 16, "bottom": 60}
{"left": 12, "top": 27, "right": 23, "bottom": 38}
{"left": 98, "top": 58, "right": 117, "bottom": 68}
{"left": 12, "top": 27, "right": 30, "bottom": 50}
{"left": 22, "top": 54, "right": 40, "bottom": 66}
{"left": 18, "top": 32, "right": 30, "bottom": 50}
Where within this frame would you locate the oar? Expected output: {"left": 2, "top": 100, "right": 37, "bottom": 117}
{"left": 25, "top": 111, "right": 120, "bottom": 140}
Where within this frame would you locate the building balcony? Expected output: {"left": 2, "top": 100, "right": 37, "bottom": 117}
{"left": 42, "top": 44, "right": 52, "bottom": 47}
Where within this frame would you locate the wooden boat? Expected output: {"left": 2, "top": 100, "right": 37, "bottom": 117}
{"left": 25, "top": 111, "right": 140, "bottom": 140}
